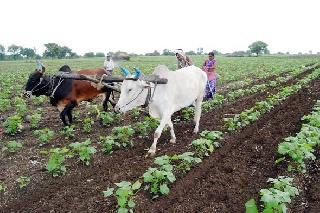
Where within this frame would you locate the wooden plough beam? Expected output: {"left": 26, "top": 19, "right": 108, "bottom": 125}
{"left": 54, "top": 72, "right": 168, "bottom": 93}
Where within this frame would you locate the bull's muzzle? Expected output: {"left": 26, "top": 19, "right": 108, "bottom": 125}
{"left": 114, "top": 105, "right": 121, "bottom": 113}
{"left": 23, "top": 90, "right": 32, "bottom": 99}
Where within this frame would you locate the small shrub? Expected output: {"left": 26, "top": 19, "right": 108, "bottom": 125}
{"left": 27, "top": 112, "right": 42, "bottom": 129}
{"left": 43, "top": 147, "right": 70, "bottom": 177}
{"left": 83, "top": 117, "right": 94, "bottom": 133}
{"left": 103, "top": 180, "right": 141, "bottom": 213}
{"left": 3, "top": 114, "right": 23, "bottom": 135}
{"left": 60, "top": 125, "right": 75, "bottom": 139}
{"left": 16, "top": 176, "right": 30, "bottom": 189}
{"left": 2, "top": 141, "right": 23, "bottom": 153}
{"left": 99, "top": 136, "right": 120, "bottom": 154}
{"left": 33, "top": 128, "right": 54, "bottom": 144}
{"left": 69, "top": 139, "right": 97, "bottom": 165}
{"left": 112, "top": 126, "right": 135, "bottom": 147}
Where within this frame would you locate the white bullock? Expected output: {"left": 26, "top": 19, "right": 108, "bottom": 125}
{"left": 115, "top": 65, "right": 207, "bottom": 156}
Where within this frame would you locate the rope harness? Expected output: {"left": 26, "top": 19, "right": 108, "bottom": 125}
{"left": 26, "top": 75, "right": 64, "bottom": 98}
{"left": 119, "top": 81, "right": 157, "bottom": 109}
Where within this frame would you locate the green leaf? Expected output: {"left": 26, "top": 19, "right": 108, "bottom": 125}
{"left": 160, "top": 184, "right": 170, "bottom": 195}
{"left": 118, "top": 207, "right": 128, "bottom": 213}
{"left": 245, "top": 199, "right": 258, "bottom": 213}
{"left": 127, "top": 199, "right": 136, "bottom": 208}
{"left": 132, "top": 180, "right": 142, "bottom": 191}
{"left": 102, "top": 187, "right": 114, "bottom": 197}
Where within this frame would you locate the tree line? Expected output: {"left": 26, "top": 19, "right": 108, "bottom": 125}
{"left": 0, "top": 40, "right": 278, "bottom": 61}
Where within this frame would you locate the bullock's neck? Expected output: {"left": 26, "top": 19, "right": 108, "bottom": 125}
{"left": 39, "top": 75, "right": 53, "bottom": 97}
{"left": 142, "top": 82, "right": 157, "bottom": 108}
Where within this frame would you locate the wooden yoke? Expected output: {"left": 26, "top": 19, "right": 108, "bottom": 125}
{"left": 54, "top": 73, "right": 168, "bottom": 93}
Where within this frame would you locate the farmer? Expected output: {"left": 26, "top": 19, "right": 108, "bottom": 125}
{"left": 202, "top": 51, "right": 217, "bottom": 99}
{"left": 103, "top": 54, "right": 114, "bottom": 74}
{"left": 175, "top": 49, "right": 193, "bottom": 69}
{"left": 36, "top": 59, "right": 45, "bottom": 72}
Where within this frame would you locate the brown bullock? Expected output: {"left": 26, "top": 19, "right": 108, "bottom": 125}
{"left": 24, "top": 65, "right": 115, "bottom": 126}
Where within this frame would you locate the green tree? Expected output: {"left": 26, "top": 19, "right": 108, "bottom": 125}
{"left": 145, "top": 50, "right": 160, "bottom": 56}
{"left": 84, "top": 52, "right": 95, "bottom": 57}
{"left": 248, "top": 41, "right": 268, "bottom": 56}
{"left": 186, "top": 50, "right": 196, "bottom": 55}
{"left": 162, "top": 49, "right": 175, "bottom": 56}
{"left": 0, "top": 44, "right": 5, "bottom": 60}
{"left": 95, "top": 52, "right": 105, "bottom": 57}
{"left": 20, "top": 48, "right": 36, "bottom": 59}
{"left": 8, "top": 44, "right": 22, "bottom": 60}
{"left": 58, "top": 46, "right": 72, "bottom": 58}
{"left": 43, "top": 43, "right": 60, "bottom": 58}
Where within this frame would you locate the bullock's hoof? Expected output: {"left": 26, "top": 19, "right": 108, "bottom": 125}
{"left": 145, "top": 150, "right": 156, "bottom": 158}
{"left": 169, "top": 138, "right": 176, "bottom": 144}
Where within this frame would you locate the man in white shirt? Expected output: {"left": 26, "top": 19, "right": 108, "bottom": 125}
{"left": 103, "top": 54, "right": 114, "bottom": 74}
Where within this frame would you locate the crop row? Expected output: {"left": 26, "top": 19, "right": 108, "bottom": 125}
{"left": 245, "top": 99, "right": 320, "bottom": 213}
{"left": 224, "top": 68, "right": 320, "bottom": 131}
{"left": 101, "top": 67, "right": 320, "bottom": 212}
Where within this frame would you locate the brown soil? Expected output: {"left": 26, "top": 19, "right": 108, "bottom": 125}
{"left": 0, "top": 67, "right": 319, "bottom": 212}
{"left": 135, "top": 78, "right": 320, "bottom": 213}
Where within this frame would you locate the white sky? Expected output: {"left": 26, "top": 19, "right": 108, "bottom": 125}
{"left": 1, "top": 0, "right": 320, "bottom": 55}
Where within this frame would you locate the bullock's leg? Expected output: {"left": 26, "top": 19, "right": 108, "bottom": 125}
{"left": 59, "top": 110, "right": 68, "bottom": 126}
{"left": 65, "top": 102, "right": 77, "bottom": 124}
{"left": 60, "top": 102, "right": 76, "bottom": 126}
{"left": 193, "top": 96, "right": 204, "bottom": 133}
{"left": 148, "top": 115, "right": 170, "bottom": 157}
{"left": 103, "top": 90, "right": 116, "bottom": 111}
{"left": 167, "top": 119, "right": 176, "bottom": 144}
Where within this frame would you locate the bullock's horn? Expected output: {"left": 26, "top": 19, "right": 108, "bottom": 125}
{"left": 119, "top": 66, "right": 131, "bottom": 76}
{"left": 133, "top": 67, "right": 141, "bottom": 79}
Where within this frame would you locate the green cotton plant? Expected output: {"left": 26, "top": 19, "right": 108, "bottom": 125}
{"left": 277, "top": 100, "right": 320, "bottom": 172}
{"left": 82, "top": 117, "right": 94, "bottom": 132}
{"left": 111, "top": 126, "right": 135, "bottom": 147}
{"left": 133, "top": 116, "right": 158, "bottom": 136}
{"left": 143, "top": 166, "right": 176, "bottom": 198}
{"left": 192, "top": 138, "right": 216, "bottom": 157}
{"left": 246, "top": 176, "right": 299, "bottom": 213}
{"left": 43, "top": 147, "right": 71, "bottom": 177}
{"left": 27, "top": 112, "right": 42, "bottom": 129}
{"left": 99, "top": 136, "right": 120, "bottom": 154}
{"left": 69, "top": 139, "right": 97, "bottom": 165}
{"left": 0, "top": 183, "right": 5, "bottom": 193}
{"left": 15, "top": 97, "right": 28, "bottom": 115}
{"left": 3, "top": 114, "right": 23, "bottom": 135}
{"left": 260, "top": 177, "right": 299, "bottom": 212}
{"left": 181, "top": 107, "right": 194, "bottom": 120}
{"left": 202, "top": 94, "right": 225, "bottom": 112}
{"left": 131, "top": 108, "right": 141, "bottom": 119}
{"left": 60, "top": 125, "right": 75, "bottom": 139}
{"left": 0, "top": 98, "right": 10, "bottom": 112}
{"left": 170, "top": 152, "right": 202, "bottom": 172}
{"left": 16, "top": 176, "right": 31, "bottom": 189}
{"left": 33, "top": 128, "right": 54, "bottom": 144}
{"left": 31, "top": 95, "right": 47, "bottom": 105}
{"left": 99, "top": 111, "right": 120, "bottom": 126}
{"left": 103, "top": 180, "right": 142, "bottom": 213}
{"left": 141, "top": 155, "right": 178, "bottom": 198}
{"left": 200, "top": 130, "right": 223, "bottom": 141}
{"left": 2, "top": 141, "right": 23, "bottom": 153}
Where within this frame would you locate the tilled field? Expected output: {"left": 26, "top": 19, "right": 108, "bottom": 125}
{"left": 1, "top": 66, "right": 320, "bottom": 212}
